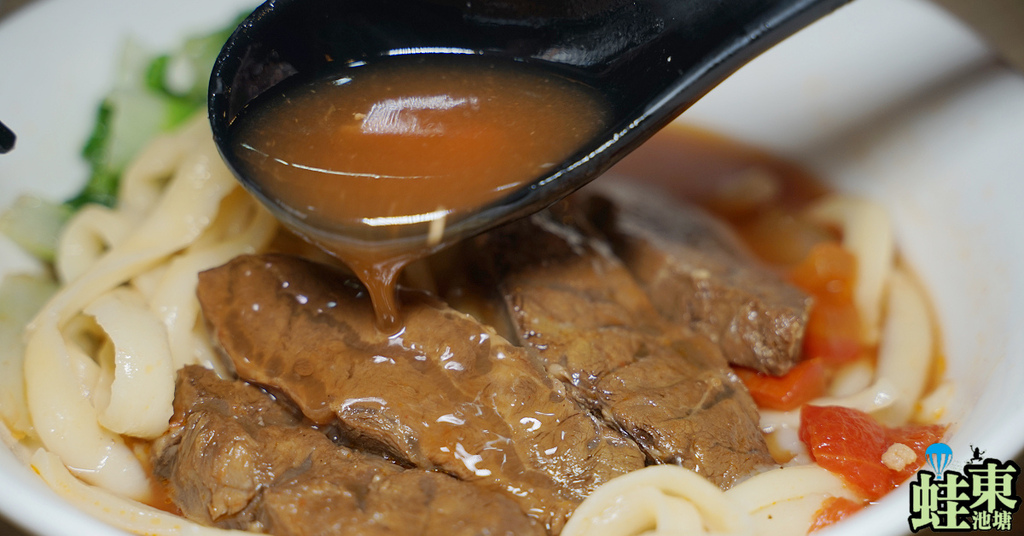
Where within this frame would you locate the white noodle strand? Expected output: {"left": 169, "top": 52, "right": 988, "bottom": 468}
{"left": 31, "top": 449, "right": 251, "bottom": 536}
{"left": 24, "top": 116, "right": 237, "bottom": 500}
{"left": 726, "top": 464, "right": 857, "bottom": 514}
{"left": 56, "top": 206, "right": 130, "bottom": 284}
{"left": 85, "top": 287, "right": 175, "bottom": 439}
{"left": 23, "top": 320, "right": 151, "bottom": 499}
{"left": 874, "top": 268, "right": 933, "bottom": 426}
{"left": 561, "top": 465, "right": 750, "bottom": 536}
{"left": 149, "top": 191, "right": 277, "bottom": 371}
{"left": 562, "top": 464, "right": 860, "bottom": 536}
{"left": 119, "top": 122, "right": 195, "bottom": 217}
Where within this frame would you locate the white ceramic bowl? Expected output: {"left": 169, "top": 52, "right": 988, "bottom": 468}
{"left": 2, "top": 0, "right": 1022, "bottom": 535}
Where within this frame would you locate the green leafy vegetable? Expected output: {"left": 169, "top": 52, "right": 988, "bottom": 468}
{"left": 64, "top": 15, "right": 243, "bottom": 211}
{"left": 2, "top": 13, "right": 245, "bottom": 264}
{"left": 0, "top": 196, "right": 73, "bottom": 263}
{"left": 70, "top": 100, "right": 118, "bottom": 209}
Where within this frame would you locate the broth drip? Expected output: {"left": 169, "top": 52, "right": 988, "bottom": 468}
{"left": 229, "top": 54, "right": 609, "bottom": 329}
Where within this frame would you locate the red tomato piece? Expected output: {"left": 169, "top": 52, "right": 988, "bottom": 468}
{"left": 799, "top": 405, "right": 947, "bottom": 501}
{"left": 791, "top": 242, "right": 865, "bottom": 366}
{"left": 735, "top": 358, "right": 827, "bottom": 411}
{"left": 801, "top": 301, "right": 863, "bottom": 366}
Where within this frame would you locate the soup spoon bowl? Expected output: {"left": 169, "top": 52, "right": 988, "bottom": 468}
{"left": 209, "top": 0, "right": 852, "bottom": 256}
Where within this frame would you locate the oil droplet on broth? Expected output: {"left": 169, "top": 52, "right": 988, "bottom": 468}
{"left": 230, "top": 54, "right": 610, "bottom": 329}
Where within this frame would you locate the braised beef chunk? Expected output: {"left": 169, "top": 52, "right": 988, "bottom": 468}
{"left": 478, "top": 211, "right": 773, "bottom": 488}
{"left": 580, "top": 180, "right": 812, "bottom": 375}
{"left": 153, "top": 366, "right": 541, "bottom": 536}
{"left": 196, "top": 254, "right": 646, "bottom": 533}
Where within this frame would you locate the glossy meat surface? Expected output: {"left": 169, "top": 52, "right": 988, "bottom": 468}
{"left": 153, "top": 366, "right": 542, "bottom": 535}
{"left": 581, "top": 180, "right": 812, "bottom": 375}
{"left": 479, "top": 210, "right": 774, "bottom": 488}
{"left": 196, "top": 254, "right": 646, "bottom": 532}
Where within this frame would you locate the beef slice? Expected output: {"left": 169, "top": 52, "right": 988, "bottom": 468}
{"left": 196, "top": 254, "right": 645, "bottom": 533}
{"left": 153, "top": 365, "right": 542, "bottom": 536}
{"left": 479, "top": 211, "right": 774, "bottom": 488}
{"left": 581, "top": 180, "right": 812, "bottom": 375}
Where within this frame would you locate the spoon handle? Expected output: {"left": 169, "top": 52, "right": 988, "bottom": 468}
{"left": 0, "top": 120, "right": 15, "bottom": 154}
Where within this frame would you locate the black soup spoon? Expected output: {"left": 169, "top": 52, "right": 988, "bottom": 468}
{"left": 208, "top": 0, "right": 851, "bottom": 323}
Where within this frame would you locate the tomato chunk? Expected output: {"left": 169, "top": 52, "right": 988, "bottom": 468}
{"left": 799, "top": 405, "right": 947, "bottom": 501}
{"left": 735, "top": 358, "right": 827, "bottom": 411}
{"left": 802, "top": 301, "right": 863, "bottom": 365}
{"left": 809, "top": 496, "right": 865, "bottom": 533}
{"left": 790, "top": 242, "right": 865, "bottom": 366}
{"left": 790, "top": 241, "right": 856, "bottom": 301}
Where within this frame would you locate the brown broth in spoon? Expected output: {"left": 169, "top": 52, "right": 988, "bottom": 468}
{"left": 229, "top": 54, "right": 609, "bottom": 329}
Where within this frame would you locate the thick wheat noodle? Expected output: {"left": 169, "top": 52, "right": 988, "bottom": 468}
{"left": 84, "top": 287, "right": 175, "bottom": 439}
{"left": 728, "top": 464, "right": 858, "bottom": 536}
{"left": 873, "top": 267, "right": 933, "bottom": 426}
{"left": 560, "top": 464, "right": 856, "bottom": 536}
{"left": 31, "top": 449, "right": 249, "bottom": 536}
{"left": 119, "top": 127, "right": 194, "bottom": 216}
{"left": 55, "top": 205, "right": 130, "bottom": 283}
{"left": 53, "top": 129, "right": 188, "bottom": 285}
{"left": 23, "top": 116, "right": 246, "bottom": 500}
{"left": 560, "top": 465, "right": 748, "bottom": 536}
{"left": 147, "top": 189, "right": 277, "bottom": 371}
{"left": 727, "top": 464, "right": 856, "bottom": 513}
